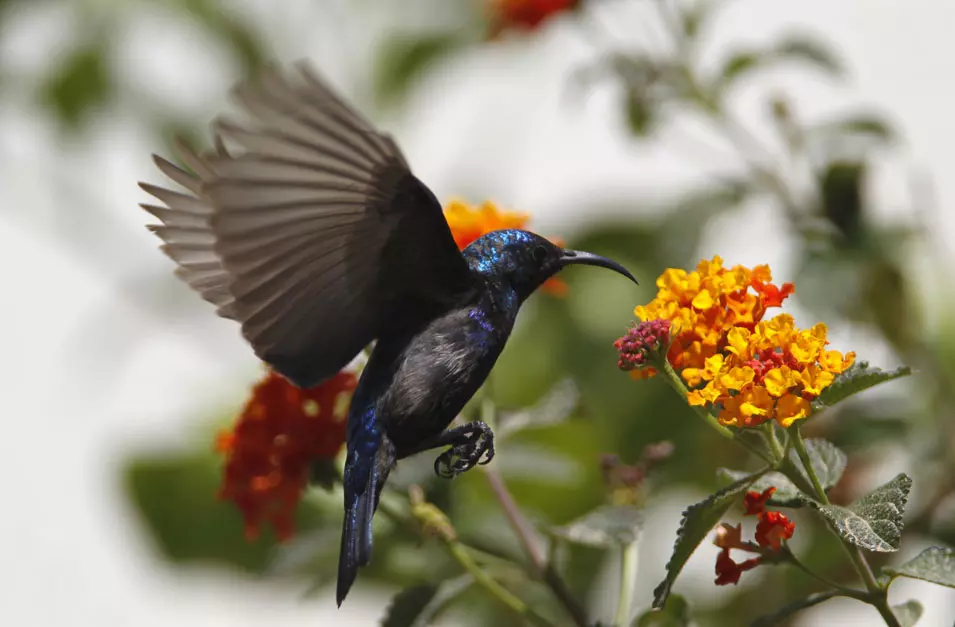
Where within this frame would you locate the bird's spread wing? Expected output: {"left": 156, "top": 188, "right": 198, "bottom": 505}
{"left": 141, "top": 63, "right": 472, "bottom": 386}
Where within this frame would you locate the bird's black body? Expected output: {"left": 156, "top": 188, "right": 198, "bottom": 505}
{"left": 139, "top": 62, "right": 637, "bottom": 607}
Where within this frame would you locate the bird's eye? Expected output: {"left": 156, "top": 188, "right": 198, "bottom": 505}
{"left": 532, "top": 245, "right": 548, "bottom": 263}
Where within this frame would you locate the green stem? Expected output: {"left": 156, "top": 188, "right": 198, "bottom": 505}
{"left": 612, "top": 542, "right": 639, "bottom": 627}
{"left": 659, "top": 357, "right": 735, "bottom": 439}
{"left": 872, "top": 598, "right": 903, "bottom": 627}
{"left": 784, "top": 548, "right": 867, "bottom": 601}
{"left": 445, "top": 540, "right": 554, "bottom": 627}
{"left": 484, "top": 465, "right": 590, "bottom": 627}
{"left": 790, "top": 427, "right": 828, "bottom": 505}
{"left": 768, "top": 424, "right": 785, "bottom": 461}
{"left": 479, "top": 391, "right": 591, "bottom": 627}
{"left": 378, "top": 492, "right": 554, "bottom": 625}
{"left": 658, "top": 357, "right": 772, "bottom": 463}
{"left": 791, "top": 427, "right": 900, "bottom": 626}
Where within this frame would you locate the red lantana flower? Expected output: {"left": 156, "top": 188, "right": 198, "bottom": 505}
{"left": 755, "top": 511, "right": 796, "bottom": 551}
{"left": 713, "top": 487, "right": 796, "bottom": 586}
{"left": 715, "top": 548, "right": 761, "bottom": 586}
{"left": 215, "top": 369, "right": 357, "bottom": 541}
{"left": 743, "top": 486, "right": 776, "bottom": 516}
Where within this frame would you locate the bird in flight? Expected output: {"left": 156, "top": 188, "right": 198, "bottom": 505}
{"left": 139, "top": 61, "right": 637, "bottom": 605}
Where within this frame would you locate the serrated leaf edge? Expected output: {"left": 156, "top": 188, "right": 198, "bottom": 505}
{"left": 804, "top": 473, "right": 911, "bottom": 552}
{"left": 652, "top": 472, "right": 763, "bottom": 608}
{"left": 884, "top": 546, "right": 955, "bottom": 589}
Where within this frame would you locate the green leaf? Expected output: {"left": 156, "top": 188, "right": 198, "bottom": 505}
{"left": 40, "top": 44, "right": 111, "bottom": 131}
{"left": 787, "top": 438, "right": 847, "bottom": 494}
{"left": 553, "top": 505, "right": 643, "bottom": 548}
{"left": 625, "top": 90, "right": 656, "bottom": 136}
{"left": 716, "top": 50, "right": 762, "bottom": 84}
{"left": 891, "top": 600, "right": 924, "bottom": 627}
{"left": 681, "top": 0, "right": 722, "bottom": 39}
{"left": 381, "top": 585, "right": 439, "bottom": 627}
{"left": 713, "top": 35, "right": 841, "bottom": 93}
{"left": 813, "top": 361, "right": 913, "bottom": 411}
{"left": 374, "top": 34, "right": 459, "bottom": 105}
{"left": 652, "top": 473, "right": 760, "bottom": 608}
{"left": 819, "top": 160, "right": 866, "bottom": 243}
{"left": 884, "top": 547, "right": 955, "bottom": 588}
{"left": 380, "top": 576, "right": 476, "bottom": 627}
{"left": 718, "top": 438, "right": 845, "bottom": 507}
{"left": 829, "top": 114, "right": 895, "bottom": 142}
{"left": 773, "top": 35, "right": 843, "bottom": 75}
{"left": 749, "top": 590, "right": 840, "bottom": 627}
{"left": 634, "top": 594, "right": 690, "bottom": 627}
{"left": 717, "top": 468, "right": 802, "bottom": 506}
{"left": 806, "top": 473, "right": 912, "bottom": 552}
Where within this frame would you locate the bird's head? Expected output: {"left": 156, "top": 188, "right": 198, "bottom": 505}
{"left": 464, "top": 229, "right": 638, "bottom": 302}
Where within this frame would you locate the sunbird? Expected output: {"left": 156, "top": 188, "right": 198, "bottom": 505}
{"left": 139, "top": 62, "right": 637, "bottom": 605}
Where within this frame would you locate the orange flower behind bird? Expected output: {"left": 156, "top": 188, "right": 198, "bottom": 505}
{"left": 216, "top": 370, "right": 357, "bottom": 541}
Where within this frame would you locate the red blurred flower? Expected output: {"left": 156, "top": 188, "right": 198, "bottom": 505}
{"left": 216, "top": 369, "right": 357, "bottom": 541}
{"left": 489, "top": 0, "right": 578, "bottom": 34}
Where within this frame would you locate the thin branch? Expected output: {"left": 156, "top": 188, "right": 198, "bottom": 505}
{"left": 480, "top": 392, "right": 591, "bottom": 627}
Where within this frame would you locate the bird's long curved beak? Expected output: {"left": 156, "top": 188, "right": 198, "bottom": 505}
{"left": 559, "top": 250, "right": 639, "bottom": 285}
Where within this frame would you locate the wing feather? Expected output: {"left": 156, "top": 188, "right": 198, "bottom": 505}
{"left": 140, "top": 63, "right": 471, "bottom": 386}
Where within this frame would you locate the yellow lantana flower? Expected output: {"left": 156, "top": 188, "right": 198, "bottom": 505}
{"left": 620, "top": 258, "right": 855, "bottom": 429}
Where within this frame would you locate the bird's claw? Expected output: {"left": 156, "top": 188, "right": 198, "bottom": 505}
{"left": 434, "top": 423, "right": 495, "bottom": 479}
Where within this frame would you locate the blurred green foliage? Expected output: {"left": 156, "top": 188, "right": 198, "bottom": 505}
{"left": 41, "top": 42, "right": 112, "bottom": 131}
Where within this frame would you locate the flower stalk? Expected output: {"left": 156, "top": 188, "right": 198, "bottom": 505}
{"left": 658, "top": 355, "right": 775, "bottom": 464}
{"left": 789, "top": 426, "right": 901, "bottom": 627}
{"left": 407, "top": 485, "right": 555, "bottom": 627}
{"left": 479, "top": 388, "right": 591, "bottom": 627}
{"left": 659, "top": 355, "right": 736, "bottom": 440}
{"left": 612, "top": 541, "right": 639, "bottom": 627}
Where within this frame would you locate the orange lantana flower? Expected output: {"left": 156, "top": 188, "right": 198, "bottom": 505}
{"left": 216, "top": 369, "right": 357, "bottom": 540}
{"left": 622, "top": 257, "right": 855, "bottom": 428}
{"left": 443, "top": 199, "right": 566, "bottom": 296}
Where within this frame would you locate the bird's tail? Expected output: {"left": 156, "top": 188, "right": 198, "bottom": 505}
{"left": 336, "top": 437, "right": 395, "bottom": 606}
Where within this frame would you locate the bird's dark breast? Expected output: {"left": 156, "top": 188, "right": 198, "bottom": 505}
{"left": 379, "top": 306, "right": 507, "bottom": 457}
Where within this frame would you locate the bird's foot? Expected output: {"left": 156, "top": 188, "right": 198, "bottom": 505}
{"left": 433, "top": 421, "right": 495, "bottom": 479}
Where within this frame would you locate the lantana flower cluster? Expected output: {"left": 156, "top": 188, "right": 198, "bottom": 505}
{"left": 215, "top": 370, "right": 357, "bottom": 540}
{"left": 714, "top": 487, "right": 796, "bottom": 585}
{"left": 618, "top": 256, "right": 855, "bottom": 428}
{"left": 614, "top": 318, "right": 671, "bottom": 374}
